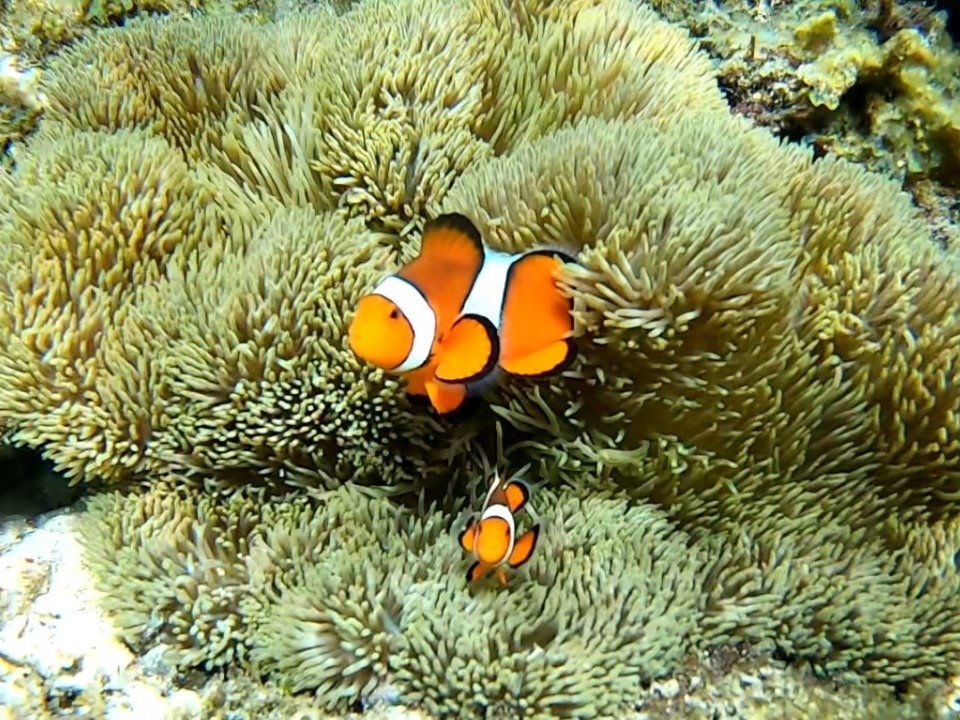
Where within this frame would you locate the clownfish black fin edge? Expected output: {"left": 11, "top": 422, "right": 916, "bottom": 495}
{"left": 520, "top": 247, "right": 578, "bottom": 266}
{"left": 507, "top": 524, "right": 540, "bottom": 569}
{"left": 466, "top": 561, "right": 485, "bottom": 583}
{"left": 423, "top": 213, "right": 485, "bottom": 255}
{"left": 457, "top": 519, "right": 476, "bottom": 552}
{"left": 434, "top": 313, "right": 500, "bottom": 384}
{"left": 503, "top": 480, "right": 531, "bottom": 515}
{"left": 506, "top": 337, "right": 578, "bottom": 380}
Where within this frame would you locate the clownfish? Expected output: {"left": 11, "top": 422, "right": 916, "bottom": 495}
{"left": 347, "top": 213, "right": 577, "bottom": 414}
{"left": 457, "top": 472, "right": 540, "bottom": 586}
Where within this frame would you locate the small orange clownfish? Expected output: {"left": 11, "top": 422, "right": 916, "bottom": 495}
{"left": 457, "top": 472, "right": 540, "bottom": 586}
{"left": 347, "top": 213, "right": 577, "bottom": 414}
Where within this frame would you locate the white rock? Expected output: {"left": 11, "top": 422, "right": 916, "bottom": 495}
{"left": 0, "top": 499, "right": 441, "bottom": 720}
{"left": 650, "top": 677, "right": 681, "bottom": 699}
{"left": 0, "top": 52, "right": 45, "bottom": 110}
{"left": 0, "top": 506, "right": 180, "bottom": 719}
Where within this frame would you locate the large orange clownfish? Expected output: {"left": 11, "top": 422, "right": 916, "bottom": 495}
{"left": 458, "top": 471, "right": 540, "bottom": 586}
{"left": 347, "top": 213, "right": 577, "bottom": 414}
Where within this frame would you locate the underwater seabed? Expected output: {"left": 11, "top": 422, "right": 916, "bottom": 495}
{"left": 0, "top": 503, "right": 957, "bottom": 720}
{"left": 0, "top": 464, "right": 959, "bottom": 720}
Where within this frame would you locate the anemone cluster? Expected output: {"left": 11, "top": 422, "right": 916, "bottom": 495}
{"left": 1, "top": 0, "right": 959, "bottom": 717}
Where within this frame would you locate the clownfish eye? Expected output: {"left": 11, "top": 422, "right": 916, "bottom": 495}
{"left": 389, "top": 309, "right": 399, "bottom": 320}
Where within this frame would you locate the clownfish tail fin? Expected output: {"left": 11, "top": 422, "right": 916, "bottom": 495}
{"left": 507, "top": 524, "right": 540, "bottom": 569}
{"left": 509, "top": 339, "right": 578, "bottom": 380}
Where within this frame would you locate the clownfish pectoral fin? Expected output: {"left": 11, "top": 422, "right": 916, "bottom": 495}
{"left": 498, "top": 250, "right": 578, "bottom": 378}
{"left": 425, "top": 378, "right": 468, "bottom": 415}
{"left": 503, "top": 480, "right": 531, "bottom": 515}
{"left": 458, "top": 519, "right": 477, "bottom": 554}
{"left": 507, "top": 525, "right": 540, "bottom": 569}
{"left": 466, "top": 561, "right": 487, "bottom": 583}
{"left": 434, "top": 314, "right": 499, "bottom": 385}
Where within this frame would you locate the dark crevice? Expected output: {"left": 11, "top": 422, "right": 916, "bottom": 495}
{"left": 0, "top": 446, "right": 81, "bottom": 518}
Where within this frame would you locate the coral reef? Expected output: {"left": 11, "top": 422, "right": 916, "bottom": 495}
{"left": 0, "top": 0, "right": 959, "bottom": 717}
{"left": 646, "top": 0, "right": 960, "bottom": 256}
{"left": 652, "top": 0, "right": 960, "bottom": 188}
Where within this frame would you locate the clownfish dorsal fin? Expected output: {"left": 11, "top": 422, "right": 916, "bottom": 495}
{"left": 481, "top": 470, "right": 509, "bottom": 512}
{"left": 434, "top": 314, "right": 499, "bottom": 384}
{"left": 416, "top": 213, "right": 485, "bottom": 269}
{"left": 507, "top": 525, "right": 540, "bottom": 568}
{"left": 395, "top": 214, "right": 487, "bottom": 351}
{"left": 497, "top": 249, "right": 578, "bottom": 378}
{"left": 503, "top": 479, "right": 531, "bottom": 515}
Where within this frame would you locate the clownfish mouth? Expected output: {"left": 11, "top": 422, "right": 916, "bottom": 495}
{"left": 347, "top": 320, "right": 386, "bottom": 368}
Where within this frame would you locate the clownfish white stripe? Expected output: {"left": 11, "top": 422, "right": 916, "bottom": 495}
{"left": 482, "top": 473, "right": 502, "bottom": 508}
{"left": 372, "top": 275, "right": 436, "bottom": 373}
{"left": 481, "top": 502, "right": 516, "bottom": 561}
{"left": 460, "top": 248, "right": 521, "bottom": 333}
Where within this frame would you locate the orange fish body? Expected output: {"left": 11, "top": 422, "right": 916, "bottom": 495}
{"left": 458, "top": 472, "right": 540, "bottom": 586}
{"left": 347, "top": 213, "right": 577, "bottom": 414}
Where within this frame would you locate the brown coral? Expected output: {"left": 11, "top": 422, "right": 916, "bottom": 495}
{"left": 650, "top": 0, "right": 960, "bottom": 190}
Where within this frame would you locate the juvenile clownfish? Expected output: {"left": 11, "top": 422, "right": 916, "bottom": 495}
{"left": 457, "top": 472, "right": 540, "bottom": 586}
{"left": 347, "top": 213, "right": 577, "bottom": 414}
